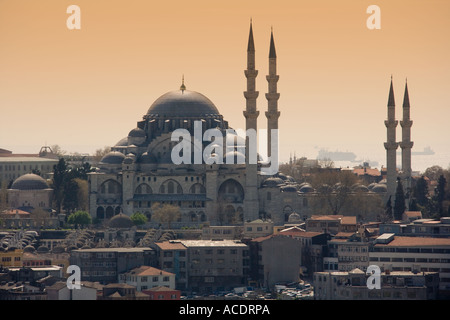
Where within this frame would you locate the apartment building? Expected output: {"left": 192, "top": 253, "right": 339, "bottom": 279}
{"left": 370, "top": 233, "right": 450, "bottom": 295}
{"left": 314, "top": 269, "right": 439, "bottom": 300}
{"left": 69, "top": 247, "right": 155, "bottom": 284}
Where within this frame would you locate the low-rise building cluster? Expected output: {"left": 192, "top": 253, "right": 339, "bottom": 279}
{"left": 1, "top": 212, "right": 450, "bottom": 300}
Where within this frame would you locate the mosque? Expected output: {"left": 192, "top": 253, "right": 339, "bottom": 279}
{"left": 87, "top": 22, "right": 309, "bottom": 227}
{"left": 87, "top": 23, "right": 406, "bottom": 227}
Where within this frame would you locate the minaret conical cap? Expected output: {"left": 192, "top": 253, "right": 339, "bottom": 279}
{"left": 403, "top": 79, "right": 410, "bottom": 108}
{"left": 269, "top": 28, "right": 276, "bottom": 59}
{"left": 248, "top": 20, "right": 255, "bottom": 52}
{"left": 388, "top": 76, "right": 395, "bottom": 106}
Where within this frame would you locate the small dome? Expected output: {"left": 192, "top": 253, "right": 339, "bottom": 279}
{"left": 352, "top": 184, "right": 369, "bottom": 192}
{"left": 139, "top": 152, "right": 158, "bottom": 164}
{"left": 108, "top": 213, "right": 134, "bottom": 229}
{"left": 372, "top": 184, "right": 387, "bottom": 193}
{"left": 100, "top": 151, "right": 126, "bottom": 165}
{"left": 123, "top": 153, "right": 136, "bottom": 165}
{"left": 23, "top": 245, "right": 36, "bottom": 253}
{"left": 262, "top": 177, "right": 284, "bottom": 188}
{"left": 128, "top": 127, "right": 146, "bottom": 138}
{"left": 299, "top": 183, "right": 314, "bottom": 193}
{"left": 276, "top": 173, "right": 288, "bottom": 180}
{"left": 37, "top": 246, "right": 50, "bottom": 254}
{"left": 288, "top": 212, "right": 302, "bottom": 223}
{"left": 281, "top": 185, "right": 297, "bottom": 192}
{"left": 11, "top": 174, "right": 49, "bottom": 190}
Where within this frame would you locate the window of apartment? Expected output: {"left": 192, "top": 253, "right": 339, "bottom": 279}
{"left": 217, "top": 249, "right": 225, "bottom": 255}
{"left": 152, "top": 277, "right": 159, "bottom": 282}
{"left": 206, "top": 259, "right": 213, "bottom": 264}
{"left": 217, "top": 259, "right": 225, "bottom": 264}
{"left": 230, "top": 249, "right": 237, "bottom": 254}
{"left": 141, "top": 277, "right": 148, "bottom": 282}
{"left": 163, "top": 277, "right": 169, "bottom": 282}
{"left": 205, "top": 249, "right": 213, "bottom": 255}
{"left": 164, "top": 251, "right": 173, "bottom": 257}
{"left": 179, "top": 251, "right": 186, "bottom": 257}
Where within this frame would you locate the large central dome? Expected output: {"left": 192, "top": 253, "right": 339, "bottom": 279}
{"left": 147, "top": 89, "right": 220, "bottom": 117}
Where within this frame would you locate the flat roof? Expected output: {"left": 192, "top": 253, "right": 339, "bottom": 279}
{"left": 179, "top": 240, "right": 247, "bottom": 247}
{"left": 72, "top": 247, "right": 153, "bottom": 253}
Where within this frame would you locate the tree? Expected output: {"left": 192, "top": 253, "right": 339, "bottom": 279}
{"left": 424, "top": 165, "right": 444, "bottom": 181}
{"left": 93, "top": 146, "right": 111, "bottom": 163}
{"left": 0, "top": 180, "right": 8, "bottom": 213}
{"left": 50, "top": 144, "right": 67, "bottom": 157}
{"left": 434, "top": 175, "right": 447, "bottom": 215}
{"left": 382, "top": 196, "right": 393, "bottom": 223}
{"left": 413, "top": 176, "right": 429, "bottom": 207}
{"left": 311, "top": 169, "right": 359, "bottom": 215}
{"left": 150, "top": 202, "right": 181, "bottom": 229}
{"left": 52, "top": 158, "right": 68, "bottom": 213}
{"left": 394, "top": 177, "right": 406, "bottom": 221}
{"left": 67, "top": 210, "right": 92, "bottom": 228}
{"left": 130, "top": 212, "right": 148, "bottom": 226}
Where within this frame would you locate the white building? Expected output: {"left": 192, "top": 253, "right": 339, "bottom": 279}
{"left": 119, "top": 266, "right": 176, "bottom": 291}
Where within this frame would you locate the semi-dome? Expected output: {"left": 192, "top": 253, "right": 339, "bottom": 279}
{"left": 100, "top": 151, "right": 126, "bottom": 164}
{"left": 11, "top": 174, "right": 49, "bottom": 190}
{"left": 115, "top": 137, "right": 128, "bottom": 147}
{"left": 147, "top": 90, "right": 220, "bottom": 117}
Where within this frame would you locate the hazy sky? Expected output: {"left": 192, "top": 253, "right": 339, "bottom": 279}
{"left": 1, "top": 0, "right": 449, "bottom": 170}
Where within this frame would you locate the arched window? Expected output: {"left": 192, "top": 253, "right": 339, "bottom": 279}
{"left": 168, "top": 181, "right": 174, "bottom": 194}
{"left": 96, "top": 207, "right": 105, "bottom": 219}
{"left": 160, "top": 179, "right": 183, "bottom": 194}
{"left": 136, "top": 183, "right": 152, "bottom": 194}
{"left": 190, "top": 183, "right": 206, "bottom": 194}
{"left": 218, "top": 179, "right": 244, "bottom": 203}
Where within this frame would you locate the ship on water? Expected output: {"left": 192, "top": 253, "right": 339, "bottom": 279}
{"left": 317, "top": 149, "right": 357, "bottom": 162}
{"left": 412, "top": 146, "right": 435, "bottom": 156}
{"left": 397, "top": 146, "right": 435, "bottom": 156}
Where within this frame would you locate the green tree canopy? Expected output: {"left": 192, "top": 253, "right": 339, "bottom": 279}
{"left": 130, "top": 212, "right": 148, "bottom": 226}
{"left": 394, "top": 178, "right": 406, "bottom": 220}
{"left": 67, "top": 210, "right": 92, "bottom": 228}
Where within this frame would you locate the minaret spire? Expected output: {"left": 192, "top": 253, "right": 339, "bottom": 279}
{"left": 400, "top": 78, "right": 413, "bottom": 199}
{"left": 384, "top": 76, "right": 399, "bottom": 201}
{"left": 265, "top": 27, "right": 280, "bottom": 158}
{"left": 243, "top": 19, "right": 259, "bottom": 221}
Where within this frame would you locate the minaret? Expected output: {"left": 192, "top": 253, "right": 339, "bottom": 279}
{"left": 400, "top": 79, "right": 413, "bottom": 194}
{"left": 265, "top": 28, "right": 280, "bottom": 159}
{"left": 384, "top": 76, "right": 399, "bottom": 200}
{"left": 243, "top": 20, "right": 259, "bottom": 134}
{"left": 243, "top": 20, "right": 259, "bottom": 221}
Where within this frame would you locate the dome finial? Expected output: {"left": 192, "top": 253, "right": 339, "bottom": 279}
{"left": 180, "top": 74, "right": 186, "bottom": 93}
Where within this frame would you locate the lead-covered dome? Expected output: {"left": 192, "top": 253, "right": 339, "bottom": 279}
{"left": 147, "top": 90, "right": 220, "bottom": 117}
{"left": 100, "top": 151, "right": 126, "bottom": 164}
{"left": 11, "top": 174, "right": 49, "bottom": 190}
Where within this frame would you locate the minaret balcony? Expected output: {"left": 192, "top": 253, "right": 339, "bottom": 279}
{"left": 384, "top": 120, "right": 398, "bottom": 128}
{"left": 400, "top": 120, "right": 413, "bottom": 128}
{"left": 400, "top": 141, "right": 414, "bottom": 149}
{"left": 245, "top": 70, "right": 258, "bottom": 77}
{"left": 384, "top": 142, "right": 399, "bottom": 150}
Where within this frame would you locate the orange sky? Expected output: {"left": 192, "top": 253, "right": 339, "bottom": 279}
{"left": 1, "top": 0, "right": 449, "bottom": 170}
